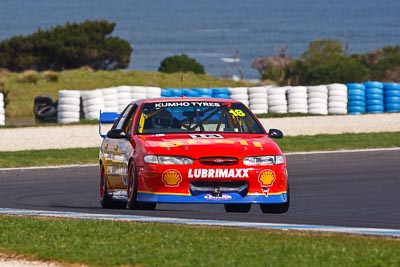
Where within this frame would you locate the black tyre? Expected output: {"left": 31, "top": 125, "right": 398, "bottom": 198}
{"left": 260, "top": 184, "right": 290, "bottom": 214}
{"left": 127, "top": 160, "right": 156, "bottom": 210}
{"left": 100, "top": 165, "right": 125, "bottom": 209}
{"left": 224, "top": 204, "right": 251, "bottom": 213}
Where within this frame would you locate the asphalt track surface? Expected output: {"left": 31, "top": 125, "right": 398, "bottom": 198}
{"left": 1, "top": 149, "right": 399, "bottom": 230}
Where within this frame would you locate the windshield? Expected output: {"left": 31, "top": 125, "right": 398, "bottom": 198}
{"left": 136, "top": 101, "right": 264, "bottom": 134}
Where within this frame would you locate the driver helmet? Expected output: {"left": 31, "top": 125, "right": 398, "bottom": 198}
{"left": 151, "top": 109, "right": 172, "bottom": 129}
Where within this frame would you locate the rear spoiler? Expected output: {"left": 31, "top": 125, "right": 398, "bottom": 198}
{"left": 99, "top": 111, "right": 120, "bottom": 138}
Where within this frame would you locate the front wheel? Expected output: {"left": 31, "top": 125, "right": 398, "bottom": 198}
{"left": 224, "top": 204, "right": 251, "bottom": 213}
{"left": 260, "top": 184, "right": 290, "bottom": 214}
{"left": 127, "top": 160, "right": 156, "bottom": 210}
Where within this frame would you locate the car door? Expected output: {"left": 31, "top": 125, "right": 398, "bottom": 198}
{"left": 104, "top": 104, "right": 137, "bottom": 189}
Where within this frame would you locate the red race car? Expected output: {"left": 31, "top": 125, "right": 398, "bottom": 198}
{"left": 99, "top": 97, "right": 289, "bottom": 213}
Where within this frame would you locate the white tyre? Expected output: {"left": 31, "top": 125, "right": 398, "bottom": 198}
{"left": 58, "top": 90, "right": 81, "bottom": 99}
{"left": 328, "top": 83, "right": 347, "bottom": 91}
{"left": 308, "top": 102, "right": 328, "bottom": 109}
{"left": 248, "top": 86, "right": 268, "bottom": 94}
{"left": 0, "top": 107, "right": 4, "bottom": 115}
{"left": 268, "top": 99, "right": 287, "bottom": 107}
{"left": 328, "top": 89, "right": 348, "bottom": 97}
{"left": 0, "top": 114, "right": 5, "bottom": 121}
{"left": 288, "top": 98, "right": 308, "bottom": 105}
{"left": 328, "top": 102, "right": 348, "bottom": 109}
{"left": 268, "top": 93, "right": 286, "bottom": 101}
{"left": 269, "top": 106, "right": 288, "bottom": 113}
{"left": 268, "top": 87, "right": 286, "bottom": 95}
{"left": 308, "top": 98, "right": 328, "bottom": 105}
{"left": 308, "top": 108, "right": 328, "bottom": 115}
{"left": 101, "top": 88, "right": 118, "bottom": 96}
{"left": 84, "top": 111, "right": 100, "bottom": 120}
{"left": 81, "top": 90, "right": 102, "bottom": 100}
{"left": 287, "top": 86, "right": 307, "bottom": 94}
{"left": 83, "top": 98, "right": 103, "bottom": 106}
{"left": 328, "top": 95, "right": 348, "bottom": 102}
{"left": 249, "top": 98, "right": 268, "bottom": 105}
{"left": 251, "top": 109, "right": 268, "bottom": 114}
{"left": 248, "top": 92, "right": 268, "bottom": 99}
{"left": 308, "top": 92, "right": 328, "bottom": 99}
{"left": 308, "top": 85, "right": 328, "bottom": 93}
{"left": 116, "top": 86, "right": 131, "bottom": 94}
{"left": 288, "top": 108, "right": 308, "bottom": 113}
{"left": 57, "top": 104, "right": 80, "bottom": 113}
{"left": 328, "top": 108, "right": 347, "bottom": 114}
{"left": 58, "top": 117, "right": 80, "bottom": 124}
{"left": 250, "top": 103, "right": 268, "bottom": 110}
{"left": 58, "top": 97, "right": 80, "bottom": 106}
{"left": 58, "top": 111, "right": 80, "bottom": 119}
{"left": 0, "top": 93, "right": 3, "bottom": 101}
{"left": 131, "top": 93, "right": 147, "bottom": 99}
{"left": 289, "top": 103, "right": 308, "bottom": 110}
{"left": 130, "top": 86, "right": 147, "bottom": 94}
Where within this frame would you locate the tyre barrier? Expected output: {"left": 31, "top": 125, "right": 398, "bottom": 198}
{"left": 0, "top": 92, "right": 4, "bottom": 125}
{"left": 307, "top": 85, "right": 328, "bottom": 115}
{"left": 328, "top": 83, "right": 348, "bottom": 114}
{"left": 347, "top": 83, "right": 366, "bottom": 115}
{"left": 384, "top": 83, "right": 400, "bottom": 113}
{"left": 53, "top": 82, "right": 399, "bottom": 124}
{"left": 287, "top": 86, "right": 308, "bottom": 113}
{"left": 248, "top": 86, "right": 269, "bottom": 114}
{"left": 33, "top": 95, "right": 57, "bottom": 123}
{"left": 81, "top": 89, "right": 104, "bottom": 120}
{"left": 57, "top": 90, "right": 81, "bottom": 124}
{"left": 268, "top": 87, "right": 287, "bottom": 113}
{"left": 364, "top": 81, "right": 384, "bottom": 114}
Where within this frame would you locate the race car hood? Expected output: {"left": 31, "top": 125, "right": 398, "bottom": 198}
{"left": 136, "top": 133, "right": 283, "bottom": 159}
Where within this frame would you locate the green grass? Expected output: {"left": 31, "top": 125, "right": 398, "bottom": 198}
{"left": 1, "top": 132, "right": 399, "bottom": 168}
{"left": 0, "top": 216, "right": 399, "bottom": 267}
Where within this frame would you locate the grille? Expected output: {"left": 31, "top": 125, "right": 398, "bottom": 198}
{"left": 190, "top": 181, "right": 248, "bottom": 196}
{"left": 199, "top": 157, "right": 238, "bottom": 166}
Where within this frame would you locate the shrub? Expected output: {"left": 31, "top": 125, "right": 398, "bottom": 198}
{"left": 18, "top": 70, "right": 40, "bottom": 84}
{"left": 0, "top": 20, "right": 132, "bottom": 72}
{"left": 42, "top": 70, "right": 59, "bottom": 82}
{"left": 159, "top": 54, "right": 205, "bottom": 74}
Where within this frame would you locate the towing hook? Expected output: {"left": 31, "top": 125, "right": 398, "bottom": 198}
{"left": 212, "top": 187, "right": 223, "bottom": 197}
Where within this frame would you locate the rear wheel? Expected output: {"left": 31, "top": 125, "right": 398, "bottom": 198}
{"left": 127, "top": 160, "right": 156, "bottom": 210}
{"left": 224, "top": 204, "right": 251, "bottom": 213}
{"left": 260, "top": 184, "right": 290, "bottom": 214}
{"left": 100, "top": 165, "right": 125, "bottom": 208}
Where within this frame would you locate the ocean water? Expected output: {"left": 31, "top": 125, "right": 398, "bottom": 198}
{"left": 1, "top": 0, "right": 400, "bottom": 79}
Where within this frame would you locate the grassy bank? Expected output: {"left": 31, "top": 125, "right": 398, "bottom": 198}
{"left": 0, "top": 132, "right": 399, "bottom": 168}
{"left": 0, "top": 69, "right": 252, "bottom": 122}
{"left": 0, "top": 216, "right": 398, "bottom": 267}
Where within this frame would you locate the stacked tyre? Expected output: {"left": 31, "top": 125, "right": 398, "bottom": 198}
{"left": 33, "top": 95, "right": 57, "bottom": 123}
{"left": 213, "top": 88, "right": 230, "bottom": 99}
{"left": 383, "top": 83, "right": 400, "bottom": 112}
{"left": 101, "top": 87, "right": 118, "bottom": 112}
{"left": 228, "top": 87, "right": 249, "bottom": 106}
{"left": 81, "top": 90, "right": 104, "bottom": 120}
{"left": 287, "top": 86, "right": 308, "bottom": 113}
{"left": 347, "top": 83, "right": 366, "bottom": 115}
{"left": 194, "top": 88, "right": 213, "bottom": 98}
{"left": 0, "top": 92, "right": 4, "bottom": 125}
{"left": 116, "top": 86, "right": 132, "bottom": 112}
{"left": 57, "top": 90, "right": 81, "bottom": 124}
{"left": 268, "top": 87, "right": 287, "bottom": 113}
{"left": 307, "top": 85, "right": 328, "bottom": 115}
{"left": 327, "top": 83, "right": 348, "bottom": 114}
{"left": 146, "top": 86, "right": 162, "bottom": 98}
{"left": 131, "top": 86, "right": 147, "bottom": 101}
{"left": 364, "top": 81, "right": 384, "bottom": 114}
{"left": 248, "top": 86, "right": 269, "bottom": 114}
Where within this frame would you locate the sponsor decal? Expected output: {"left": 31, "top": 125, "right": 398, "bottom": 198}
{"left": 258, "top": 169, "right": 276, "bottom": 197}
{"left": 155, "top": 102, "right": 221, "bottom": 108}
{"left": 162, "top": 169, "right": 182, "bottom": 187}
{"left": 190, "top": 134, "right": 224, "bottom": 139}
{"left": 188, "top": 168, "right": 250, "bottom": 179}
{"left": 159, "top": 139, "right": 262, "bottom": 148}
{"left": 204, "top": 193, "right": 232, "bottom": 200}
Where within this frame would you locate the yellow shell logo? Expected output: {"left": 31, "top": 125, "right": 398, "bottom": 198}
{"left": 258, "top": 170, "right": 276, "bottom": 186}
{"left": 162, "top": 169, "right": 182, "bottom": 187}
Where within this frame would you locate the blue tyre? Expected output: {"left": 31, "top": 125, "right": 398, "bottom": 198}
{"left": 384, "top": 90, "right": 400, "bottom": 97}
{"left": 364, "top": 81, "right": 384, "bottom": 89}
{"left": 367, "top": 105, "right": 384, "bottom": 113}
{"left": 347, "top": 83, "right": 365, "bottom": 90}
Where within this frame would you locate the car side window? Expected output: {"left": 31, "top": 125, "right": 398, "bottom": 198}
{"left": 113, "top": 104, "right": 137, "bottom": 134}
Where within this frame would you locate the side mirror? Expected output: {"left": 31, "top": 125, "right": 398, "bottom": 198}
{"left": 268, "top": 129, "right": 283, "bottom": 139}
{"left": 106, "top": 129, "right": 129, "bottom": 139}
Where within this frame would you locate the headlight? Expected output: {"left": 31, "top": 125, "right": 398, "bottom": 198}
{"left": 144, "top": 155, "right": 193, "bottom": 165}
{"left": 243, "top": 155, "right": 284, "bottom": 166}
